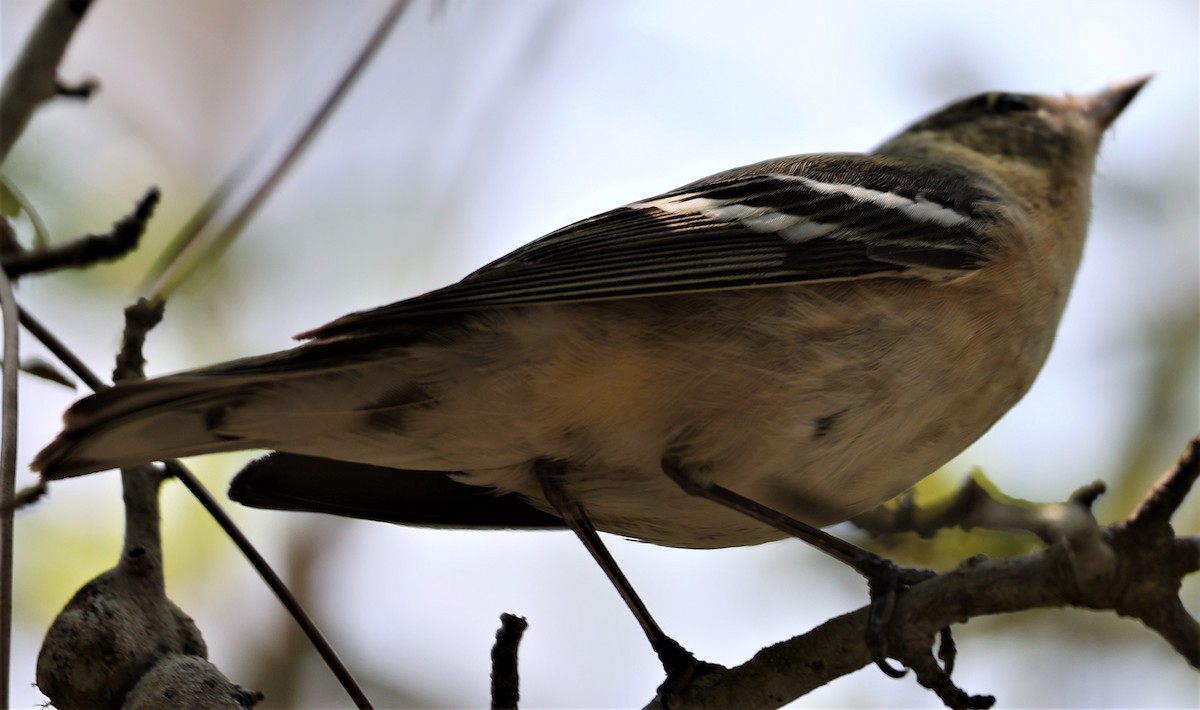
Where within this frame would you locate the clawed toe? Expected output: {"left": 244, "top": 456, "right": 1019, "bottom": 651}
{"left": 860, "top": 556, "right": 938, "bottom": 677}
{"left": 858, "top": 558, "right": 991, "bottom": 709}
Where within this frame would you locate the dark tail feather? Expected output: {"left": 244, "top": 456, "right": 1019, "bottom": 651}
{"left": 230, "top": 453, "right": 564, "bottom": 529}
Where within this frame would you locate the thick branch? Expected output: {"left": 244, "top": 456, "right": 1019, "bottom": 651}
{"left": 490, "top": 613, "right": 528, "bottom": 710}
{"left": 647, "top": 438, "right": 1200, "bottom": 709}
{"left": 647, "top": 531, "right": 1194, "bottom": 709}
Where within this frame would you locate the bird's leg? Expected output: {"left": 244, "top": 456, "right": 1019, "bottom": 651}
{"left": 660, "top": 454, "right": 943, "bottom": 678}
{"left": 534, "top": 459, "right": 720, "bottom": 697}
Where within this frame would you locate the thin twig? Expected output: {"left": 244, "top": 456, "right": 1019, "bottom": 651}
{"left": 0, "top": 187, "right": 158, "bottom": 278}
{"left": 9, "top": 481, "right": 46, "bottom": 512}
{"left": 141, "top": 0, "right": 413, "bottom": 300}
{"left": 1128, "top": 434, "right": 1200, "bottom": 528}
{"left": 12, "top": 356, "right": 74, "bottom": 388}
{"left": 112, "top": 298, "right": 164, "bottom": 382}
{"left": 18, "top": 305, "right": 104, "bottom": 391}
{"left": 165, "top": 462, "right": 373, "bottom": 709}
{"left": 54, "top": 77, "right": 97, "bottom": 99}
{"left": 0, "top": 0, "right": 95, "bottom": 166}
{"left": 0, "top": 262, "right": 19, "bottom": 708}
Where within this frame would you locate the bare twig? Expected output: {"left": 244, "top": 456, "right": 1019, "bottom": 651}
{"left": 11, "top": 357, "right": 73, "bottom": 388}
{"left": 490, "top": 613, "right": 528, "bottom": 710}
{"left": 0, "top": 254, "right": 17, "bottom": 709}
{"left": 9, "top": 480, "right": 46, "bottom": 512}
{"left": 0, "top": 187, "right": 159, "bottom": 278}
{"left": 0, "top": 0, "right": 95, "bottom": 165}
{"left": 54, "top": 76, "right": 98, "bottom": 99}
{"left": 164, "top": 461, "right": 373, "bottom": 709}
{"left": 1112, "top": 434, "right": 1200, "bottom": 667}
{"left": 18, "top": 305, "right": 104, "bottom": 390}
{"left": 141, "top": 0, "right": 413, "bottom": 300}
{"left": 1128, "top": 434, "right": 1200, "bottom": 528}
{"left": 112, "top": 298, "right": 164, "bottom": 382}
{"left": 858, "top": 477, "right": 1118, "bottom": 584}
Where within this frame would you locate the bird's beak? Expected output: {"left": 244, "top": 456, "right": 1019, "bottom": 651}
{"left": 1080, "top": 75, "right": 1153, "bottom": 130}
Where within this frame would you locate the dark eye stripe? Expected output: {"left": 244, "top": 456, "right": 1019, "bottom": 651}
{"left": 990, "top": 93, "right": 1037, "bottom": 113}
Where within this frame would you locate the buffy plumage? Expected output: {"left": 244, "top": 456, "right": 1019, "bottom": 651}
{"left": 35, "top": 80, "right": 1146, "bottom": 552}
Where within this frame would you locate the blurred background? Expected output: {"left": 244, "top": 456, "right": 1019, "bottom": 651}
{"left": 3, "top": 0, "right": 1197, "bottom": 707}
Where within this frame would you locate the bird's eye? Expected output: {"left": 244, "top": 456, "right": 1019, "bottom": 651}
{"left": 990, "top": 93, "right": 1037, "bottom": 113}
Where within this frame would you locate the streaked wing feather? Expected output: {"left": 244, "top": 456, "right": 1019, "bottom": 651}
{"left": 306, "top": 154, "right": 1001, "bottom": 341}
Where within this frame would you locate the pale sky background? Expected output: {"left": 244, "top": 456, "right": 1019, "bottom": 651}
{"left": 3, "top": 1, "right": 1198, "bottom": 708}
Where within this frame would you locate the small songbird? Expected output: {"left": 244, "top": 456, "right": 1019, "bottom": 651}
{"left": 34, "top": 80, "right": 1146, "bottom": 682}
{"left": 35, "top": 77, "right": 1146, "bottom": 544}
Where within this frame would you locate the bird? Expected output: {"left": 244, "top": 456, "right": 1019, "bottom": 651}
{"left": 34, "top": 76, "right": 1147, "bottom": 692}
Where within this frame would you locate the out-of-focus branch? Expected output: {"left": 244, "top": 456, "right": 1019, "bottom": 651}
{"left": 854, "top": 478, "right": 1116, "bottom": 584}
{"left": 0, "top": 188, "right": 158, "bottom": 278}
{"left": 0, "top": 0, "right": 95, "bottom": 166}
{"left": 140, "top": 0, "right": 412, "bottom": 300}
{"left": 0, "top": 244, "right": 20, "bottom": 709}
{"left": 0, "top": 6, "right": 100, "bottom": 693}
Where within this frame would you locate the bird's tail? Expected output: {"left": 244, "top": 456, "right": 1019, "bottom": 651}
{"left": 33, "top": 371, "right": 271, "bottom": 480}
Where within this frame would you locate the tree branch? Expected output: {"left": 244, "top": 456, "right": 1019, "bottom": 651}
{"left": 0, "top": 0, "right": 95, "bottom": 166}
{"left": 490, "top": 613, "right": 528, "bottom": 710}
{"left": 0, "top": 187, "right": 158, "bottom": 278}
{"left": 0, "top": 240, "right": 19, "bottom": 709}
{"left": 139, "top": 0, "right": 412, "bottom": 300}
{"left": 646, "top": 436, "right": 1200, "bottom": 709}
{"left": 1128, "top": 435, "right": 1199, "bottom": 527}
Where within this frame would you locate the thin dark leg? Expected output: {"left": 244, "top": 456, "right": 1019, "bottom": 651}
{"left": 660, "top": 455, "right": 937, "bottom": 677}
{"left": 533, "top": 460, "right": 713, "bottom": 690}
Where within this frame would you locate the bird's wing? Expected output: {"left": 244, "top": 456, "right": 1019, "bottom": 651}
{"left": 304, "top": 153, "right": 1004, "bottom": 341}
{"left": 33, "top": 154, "right": 1005, "bottom": 480}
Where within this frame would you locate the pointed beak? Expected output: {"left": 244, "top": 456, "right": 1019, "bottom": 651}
{"left": 1081, "top": 75, "right": 1152, "bottom": 130}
